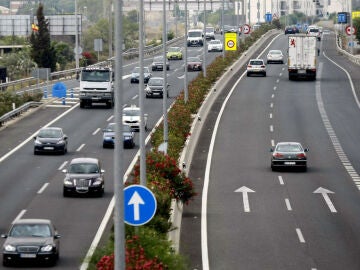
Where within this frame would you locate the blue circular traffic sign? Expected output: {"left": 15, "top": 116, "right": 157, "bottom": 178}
{"left": 124, "top": 185, "right": 157, "bottom": 226}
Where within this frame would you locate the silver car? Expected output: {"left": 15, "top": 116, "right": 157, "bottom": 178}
{"left": 266, "top": 50, "right": 284, "bottom": 64}
{"left": 270, "top": 142, "right": 308, "bottom": 171}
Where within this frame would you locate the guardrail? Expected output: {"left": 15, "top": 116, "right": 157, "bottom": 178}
{"left": 0, "top": 101, "right": 43, "bottom": 127}
{"left": 0, "top": 36, "right": 185, "bottom": 94}
{"left": 335, "top": 33, "right": 360, "bottom": 66}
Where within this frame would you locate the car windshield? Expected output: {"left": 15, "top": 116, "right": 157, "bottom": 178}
{"left": 132, "top": 67, "right": 149, "bottom": 73}
{"left": 153, "top": 56, "right": 163, "bottom": 62}
{"left": 123, "top": 109, "right": 139, "bottom": 117}
{"left": 168, "top": 47, "right": 180, "bottom": 52}
{"left": 250, "top": 60, "right": 264, "bottom": 65}
{"left": 206, "top": 27, "right": 214, "bottom": 32}
{"left": 81, "top": 70, "right": 110, "bottom": 82}
{"left": 188, "top": 31, "right": 202, "bottom": 37}
{"left": 309, "top": 28, "right": 319, "bottom": 33}
{"left": 10, "top": 224, "right": 51, "bottom": 237}
{"left": 188, "top": 57, "right": 200, "bottom": 62}
{"left": 148, "top": 78, "right": 163, "bottom": 86}
{"left": 69, "top": 163, "right": 100, "bottom": 174}
{"left": 38, "top": 129, "right": 62, "bottom": 138}
{"left": 269, "top": 50, "right": 282, "bottom": 55}
{"left": 276, "top": 144, "right": 302, "bottom": 152}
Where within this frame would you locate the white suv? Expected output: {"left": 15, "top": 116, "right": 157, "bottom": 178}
{"left": 246, "top": 59, "right": 266, "bottom": 77}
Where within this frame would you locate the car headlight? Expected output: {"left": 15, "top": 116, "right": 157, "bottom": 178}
{"left": 4, "top": 244, "right": 16, "bottom": 252}
{"left": 56, "top": 139, "right": 65, "bottom": 145}
{"left": 40, "top": 245, "right": 53, "bottom": 252}
{"left": 80, "top": 92, "right": 86, "bottom": 96}
{"left": 92, "top": 178, "right": 103, "bottom": 186}
{"left": 145, "top": 86, "right": 150, "bottom": 91}
{"left": 124, "top": 136, "right": 132, "bottom": 140}
{"left": 34, "top": 139, "right": 43, "bottom": 145}
{"left": 64, "top": 178, "right": 74, "bottom": 186}
{"left": 104, "top": 136, "right": 112, "bottom": 140}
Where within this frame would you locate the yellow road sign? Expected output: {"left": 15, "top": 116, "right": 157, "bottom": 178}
{"left": 225, "top": 33, "right": 237, "bottom": 51}
{"left": 352, "top": 11, "right": 360, "bottom": 19}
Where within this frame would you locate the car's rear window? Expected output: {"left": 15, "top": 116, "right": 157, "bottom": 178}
{"left": 276, "top": 144, "right": 302, "bottom": 152}
{"left": 250, "top": 60, "right": 264, "bottom": 65}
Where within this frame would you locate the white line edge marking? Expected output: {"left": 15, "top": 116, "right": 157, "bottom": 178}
{"left": 316, "top": 58, "right": 360, "bottom": 188}
{"left": 58, "top": 161, "right": 68, "bottom": 171}
{"left": 296, "top": 228, "right": 306, "bottom": 243}
{"left": 92, "top": 128, "right": 101, "bottom": 135}
{"left": 37, "top": 183, "right": 49, "bottom": 194}
{"left": 202, "top": 33, "right": 282, "bottom": 270}
{"left": 76, "top": 143, "right": 85, "bottom": 152}
{"left": 13, "top": 210, "right": 26, "bottom": 224}
{"left": 278, "top": 175, "right": 284, "bottom": 185}
{"left": 285, "top": 198, "right": 292, "bottom": 211}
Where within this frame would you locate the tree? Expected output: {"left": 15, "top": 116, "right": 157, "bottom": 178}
{"left": 29, "top": 4, "right": 57, "bottom": 72}
{"left": 353, "top": 17, "right": 360, "bottom": 43}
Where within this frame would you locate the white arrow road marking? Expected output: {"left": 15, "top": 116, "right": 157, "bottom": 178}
{"left": 234, "top": 186, "right": 255, "bottom": 212}
{"left": 128, "top": 191, "right": 145, "bottom": 221}
{"left": 313, "top": 187, "right": 337, "bottom": 213}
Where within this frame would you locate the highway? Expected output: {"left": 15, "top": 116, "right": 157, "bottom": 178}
{"left": 180, "top": 31, "right": 360, "bottom": 269}
{"left": 0, "top": 41, "right": 222, "bottom": 269}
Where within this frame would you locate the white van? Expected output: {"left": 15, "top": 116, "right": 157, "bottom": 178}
{"left": 187, "top": 29, "right": 204, "bottom": 46}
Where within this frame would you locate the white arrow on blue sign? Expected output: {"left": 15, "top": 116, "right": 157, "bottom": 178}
{"left": 124, "top": 185, "right": 157, "bottom": 226}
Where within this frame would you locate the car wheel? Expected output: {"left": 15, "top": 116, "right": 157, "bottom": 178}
{"left": 62, "top": 147, "right": 66, "bottom": 155}
{"left": 34, "top": 149, "right": 38, "bottom": 155}
{"left": 247, "top": 73, "right": 250, "bottom": 77}
{"left": 63, "top": 188, "right": 68, "bottom": 197}
{"left": 263, "top": 72, "right": 267, "bottom": 77}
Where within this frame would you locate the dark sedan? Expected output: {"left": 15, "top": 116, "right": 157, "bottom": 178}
{"left": 270, "top": 142, "right": 308, "bottom": 171}
{"left": 62, "top": 157, "right": 105, "bottom": 197}
{"left": 130, "top": 67, "right": 152, "bottom": 83}
{"left": 151, "top": 55, "right": 170, "bottom": 71}
{"left": 187, "top": 57, "right": 203, "bottom": 71}
{"left": 1, "top": 219, "right": 60, "bottom": 267}
{"left": 33, "top": 127, "right": 68, "bottom": 155}
{"left": 102, "top": 123, "right": 135, "bottom": 149}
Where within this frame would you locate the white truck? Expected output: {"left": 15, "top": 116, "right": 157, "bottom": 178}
{"left": 79, "top": 66, "right": 114, "bottom": 108}
{"left": 187, "top": 29, "right": 204, "bottom": 46}
{"left": 288, "top": 34, "right": 317, "bottom": 81}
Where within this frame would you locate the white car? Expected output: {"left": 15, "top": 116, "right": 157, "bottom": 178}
{"left": 246, "top": 59, "right": 266, "bottom": 77}
{"left": 207, "top": 39, "right": 223, "bottom": 52}
{"left": 266, "top": 50, "right": 284, "bottom": 64}
{"left": 122, "top": 105, "right": 148, "bottom": 131}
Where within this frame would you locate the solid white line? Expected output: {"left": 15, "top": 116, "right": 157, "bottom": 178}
{"left": 76, "top": 144, "right": 85, "bottom": 152}
{"left": 201, "top": 33, "right": 282, "bottom": 269}
{"left": 0, "top": 104, "right": 79, "bottom": 163}
{"left": 93, "top": 128, "right": 101, "bottom": 135}
{"left": 13, "top": 210, "right": 26, "bottom": 224}
{"left": 296, "top": 228, "right": 306, "bottom": 243}
{"left": 285, "top": 198, "right": 292, "bottom": 211}
{"left": 58, "top": 161, "right": 67, "bottom": 171}
{"left": 278, "top": 175, "right": 284, "bottom": 185}
{"left": 37, "top": 183, "right": 49, "bottom": 194}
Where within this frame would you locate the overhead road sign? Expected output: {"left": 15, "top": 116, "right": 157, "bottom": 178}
{"left": 124, "top": 185, "right": 157, "bottom": 226}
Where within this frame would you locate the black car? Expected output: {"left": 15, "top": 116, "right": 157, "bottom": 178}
{"left": 130, "top": 67, "right": 152, "bottom": 83}
{"left": 270, "top": 142, "right": 308, "bottom": 171}
{"left": 62, "top": 157, "right": 105, "bottom": 197}
{"left": 102, "top": 123, "right": 135, "bottom": 149}
{"left": 33, "top": 127, "right": 68, "bottom": 155}
{"left": 1, "top": 219, "right": 60, "bottom": 267}
{"left": 151, "top": 55, "right": 170, "bottom": 71}
{"left": 145, "top": 77, "right": 170, "bottom": 98}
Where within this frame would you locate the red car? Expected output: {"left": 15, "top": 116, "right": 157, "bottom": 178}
{"left": 187, "top": 56, "right": 202, "bottom": 71}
